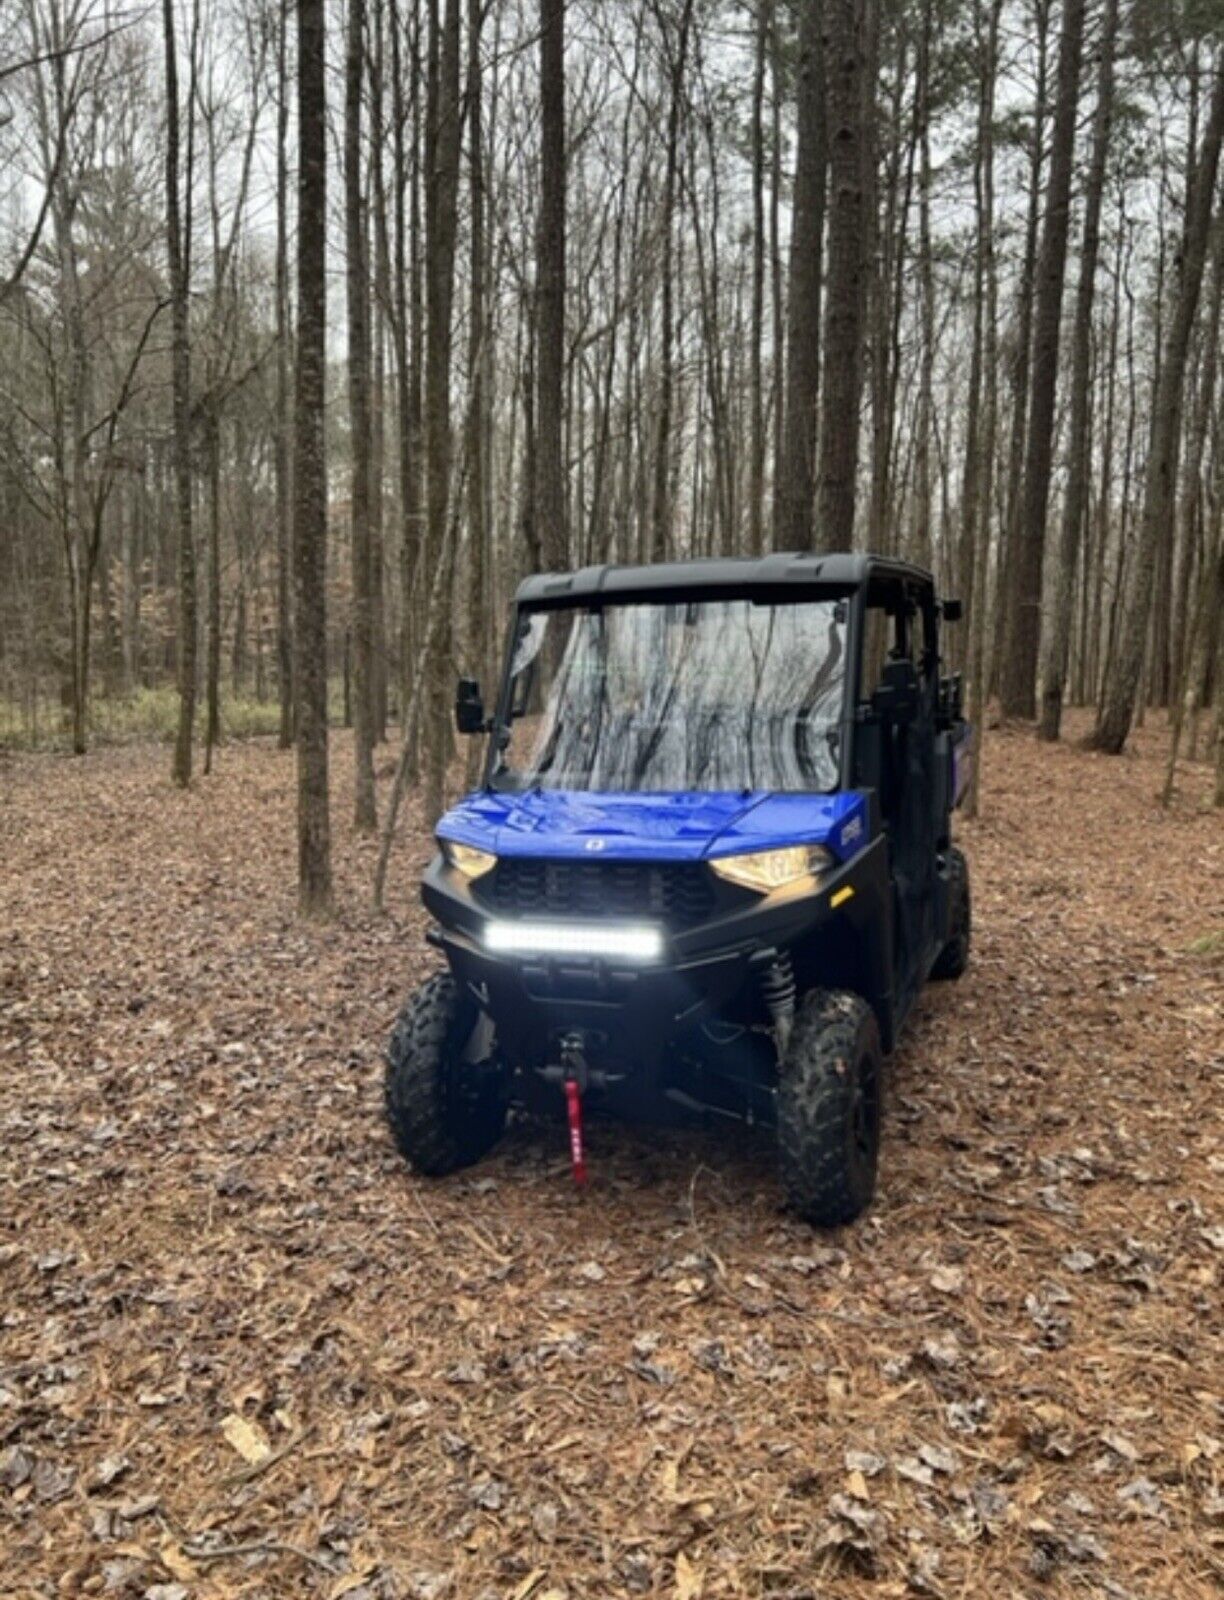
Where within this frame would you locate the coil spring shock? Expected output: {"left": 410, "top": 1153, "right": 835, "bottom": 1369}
{"left": 759, "top": 953, "right": 796, "bottom": 1055}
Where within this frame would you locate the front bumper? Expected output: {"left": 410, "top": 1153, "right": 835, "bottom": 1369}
{"left": 421, "top": 842, "right": 886, "bottom": 1065}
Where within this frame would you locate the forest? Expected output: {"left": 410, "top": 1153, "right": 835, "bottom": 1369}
{"left": 1, "top": 0, "right": 1223, "bottom": 888}
{"left": 1, "top": 2, "right": 1222, "bottom": 1597}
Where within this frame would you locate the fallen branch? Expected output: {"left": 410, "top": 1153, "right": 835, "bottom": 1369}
{"left": 184, "top": 1536, "right": 337, "bottom": 1573}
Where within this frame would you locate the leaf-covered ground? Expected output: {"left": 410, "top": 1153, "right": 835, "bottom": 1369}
{"left": 1, "top": 715, "right": 1221, "bottom": 1600}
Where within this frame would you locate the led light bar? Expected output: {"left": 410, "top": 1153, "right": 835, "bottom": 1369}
{"left": 483, "top": 920, "right": 664, "bottom": 962}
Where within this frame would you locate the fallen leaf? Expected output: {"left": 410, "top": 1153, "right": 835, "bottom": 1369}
{"left": 675, "top": 1551, "right": 703, "bottom": 1599}
{"left": 220, "top": 1413, "right": 271, "bottom": 1465}
{"left": 158, "top": 1542, "right": 197, "bottom": 1584}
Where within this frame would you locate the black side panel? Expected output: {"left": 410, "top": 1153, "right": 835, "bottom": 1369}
{"left": 791, "top": 834, "right": 897, "bottom": 1052}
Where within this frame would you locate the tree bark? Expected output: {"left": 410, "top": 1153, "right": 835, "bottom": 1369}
{"left": 965, "top": 0, "right": 1000, "bottom": 817}
{"left": 999, "top": 0, "right": 1085, "bottom": 719}
{"left": 1092, "top": 51, "right": 1224, "bottom": 753}
{"left": 164, "top": 0, "right": 196, "bottom": 788}
{"left": 1037, "top": 0, "right": 1118, "bottom": 740}
{"left": 464, "top": 0, "right": 488, "bottom": 785}
{"left": 203, "top": 412, "right": 221, "bottom": 771}
{"left": 649, "top": 0, "right": 696, "bottom": 562}
{"left": 536, "top": 0, "right": 566, "bottom": 571}
{"left": 748, "top": 0, "right": 770, "bottom": 554}
{"left": 992, "top": 0, "right": 1048, "bottom": 698}
{"left": 347, "top": 0, "right": 377, "bottom": 831}
{"left": 294, "top": 0, "right": 333, "bottom": 913}
{"left": 776, "top": 0, "right": 825, "bottom": 551}
{"left": 910, "top": 0, "right": 934, "bottom": 571}
{"left": 816, "top": 0, "right": 871, "bottom": 552}
{"left": 275, "top": 0, "right": 294, "bottom": 749}
{"left": 422, "top": 0, "right": 462, "bottom": 822}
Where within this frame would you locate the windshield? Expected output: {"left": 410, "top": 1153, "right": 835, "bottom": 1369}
{"left": 491, "top": 597, "right": 847, "bottom": 793}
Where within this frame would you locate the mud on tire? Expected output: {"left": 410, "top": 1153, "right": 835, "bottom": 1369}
{"left": 384, "top": 972, "right": 506, "bottom": 1175}
{"left": 931, "top": 845, "right": 971, "bottom": 980}
{"left": 777, "top": 989, "right": 883, "bottom": 1227}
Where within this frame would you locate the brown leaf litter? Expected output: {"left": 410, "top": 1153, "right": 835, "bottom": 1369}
{"left": 0, "top": 711, "right": 1220, "bottom": 1597}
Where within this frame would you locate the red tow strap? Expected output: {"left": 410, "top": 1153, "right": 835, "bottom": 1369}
{"left": 564, "top": 1076, "right": 588, "bottom": 1187}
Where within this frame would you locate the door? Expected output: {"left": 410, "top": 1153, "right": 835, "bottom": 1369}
{"left": 858, "top": 577, "right": 940, "bottom": 1019}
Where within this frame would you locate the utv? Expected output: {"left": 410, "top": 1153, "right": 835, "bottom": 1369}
{"left": 386, "top": 553, "right": 972, "bottom": 1225}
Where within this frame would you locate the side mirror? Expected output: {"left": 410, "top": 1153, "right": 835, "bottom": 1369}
{"left": 455, "top": 677, "right": 487, "bottom": 735}
{"left": 942, "top": 598, "right": 963, "bottom": 623}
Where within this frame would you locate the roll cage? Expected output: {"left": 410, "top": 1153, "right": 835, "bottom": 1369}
{"left": 480, "top": 551, "right": 954, "bottom": 795}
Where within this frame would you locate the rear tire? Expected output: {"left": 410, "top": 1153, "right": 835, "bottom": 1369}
{"left": 931, "top": 846, "right": 971, "bottom": 980}
{"left": 384, "top": 972, "right": 506, "bottom": 1175}
{"left": 777, "top": 990, "right": 882, "bottom": 1227}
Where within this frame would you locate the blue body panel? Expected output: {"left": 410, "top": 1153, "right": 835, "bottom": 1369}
{"left": 437, "top": 788, "right": 871, "bottom": 865}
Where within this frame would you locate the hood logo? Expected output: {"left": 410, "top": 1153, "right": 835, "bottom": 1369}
{"left": 584, "top": 838, "right": 606, "bottom": 852}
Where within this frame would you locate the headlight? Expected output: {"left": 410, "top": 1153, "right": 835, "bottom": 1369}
{"left": 441, "top": 839, "right": 497, "bottom": 880}
{"left": 709, "top": 843, "right": 833, "bottom": 894}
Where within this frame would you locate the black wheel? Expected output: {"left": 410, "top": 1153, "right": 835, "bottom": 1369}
{"left": 384, "top": 972, "right": 506, "bottom": 1175}
{"left": 931, "top": 846, "right": 971, "bottom": 980}
{"left": 777, "top": 989, "right": 883, "bottom": 1227}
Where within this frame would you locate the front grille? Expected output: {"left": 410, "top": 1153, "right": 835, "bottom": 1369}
{"left": 475, "top": 858, "right": 717, "bottom": 930}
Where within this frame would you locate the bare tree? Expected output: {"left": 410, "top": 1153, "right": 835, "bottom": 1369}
{"left": 1092, "top": 50, "right": 1224, "bottom": 754}
{"left": 817, "top": 0, "right": 872, "bottom": 551}
{"left": 776, "top": 0, "right": 825, "bottom": 551}
{"left": 347, "top": 0, "right": 376, "bottom": 830}
{"left": 1037, "top": 0, "right": 1118, "bottom": 741}
{"left": 421, "top": 0, "right": 462, "bottom": 822}
{"left": 536, "top": 0, "right": 566, "bottom": 570}
{"left": 164, "top": 0, "right": 196, "bottom": 787}
{"left": 293, "top": 0, "right": 332, "bottom": 913}
{"left": 649, "top": 0, "right": 696, "bottom": 561}
{"left": 275, "top": 0, "right": 294, "bottom": 749}
{"left": 964, "top": 0, "right": 1001, "bottom": 817}
{"left": 748, "top": 0, "right": 771, "bottom": 554}
{"left": 999, "top": 0, "right": 1085, "bottom": 719}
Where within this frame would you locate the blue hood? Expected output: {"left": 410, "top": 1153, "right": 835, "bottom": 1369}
{"left": 437, "top": 788, "right": 869, "bottom": 865}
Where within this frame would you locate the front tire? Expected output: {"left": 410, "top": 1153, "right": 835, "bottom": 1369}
{"left": 931, "top": 846, "right": 971, "bottom": 980}
{"left": 384, "top": 972, "right": 506, "bottom": 1175}
{"left": 777, "top": 990, "right": 883, "bottom": 1227}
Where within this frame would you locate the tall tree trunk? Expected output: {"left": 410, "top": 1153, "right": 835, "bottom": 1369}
{"left": 165, "top": 0, "right": 196, "bottom": 788}
{"left": 910, "top": 0, "right": 934, "bottom": 570}
{"left": 999, "top": 0, "right": 1085, "bottom": 719}
{"left": 347, "top": 0, "right": 377, "bottom": 831}
{"left": 957, "top": 0, "right": 995, "bottom": 673}
{"left": 423, "top": 0, "right": 462, "bottom": 822}
{"left": 776, "top": 0, "right": 825, "bottom": 550}
{"left": 1092, "top": 52, "right": 1224, "bottom": 753}
{"left": 866, "top": 24, "right": 914, "bottom": 561}
{"left": 992, "top": 0, "right": 1049, "bottom": 697}
{"left": 1162, "top": 526, "right": 1222, "bottom": 806}
{"left": 748, "top": 0, "right": 770, "bottom": 554}
{"left": 965, "top": 0, "right": 1000, "bottom": 817}
{"left": 536, "top": 0, "right": 566, "bottom": 570}
{"left": 769, "top": 3, "right": 785, "bottom": 507}
{"left": 817, "top": 0, "right": 871, "bottom": 552}
{"left": 203, "top": 412, "right": 221, "bottom": 771}
{"left": 369, "top": 0, "right": 389, "bottom": 743}
{"left": 1037, "top": 0, "right": 1118, "bottom": 740}
{"left": 464, "top": 0, "right": 488, "bottom": 786}
{"left": 388, "top": 0, "right": 422, "bottom": 742}
{"left": 294, "top": 0, "right": 333, "bottom": 913}
{"left": 275, "top": 0, "right": 294, "bottom": 749}
{"left": 650, "top": 0, "right": 696, "bottom": 562}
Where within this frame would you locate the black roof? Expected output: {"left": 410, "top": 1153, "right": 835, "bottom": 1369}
{"left": 515, "top": 551, "right": 935, "bottom": 605}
